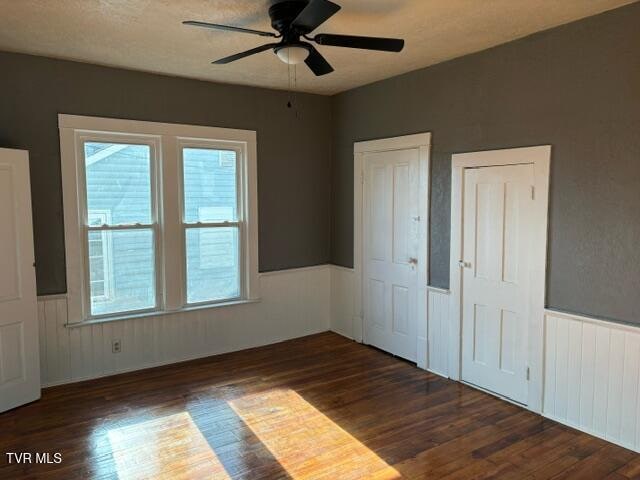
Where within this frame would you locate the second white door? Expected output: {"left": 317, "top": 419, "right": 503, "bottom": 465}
{"left": 0, "top": 148, "right": 40, "bottom": 413}
{"left": 363, "top": 148, "right": 420, "bottom": 361}
{"left": 461, "top": 163, "right": 535, "bottom": 404}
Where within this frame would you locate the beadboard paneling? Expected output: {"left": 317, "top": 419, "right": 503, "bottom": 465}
{"left": 329, "top": 266, "right": 356, "bottom": 340}
{"left": 544, "top": 310, "right": 640, "bottom": 452}
{"left": 427, "top": 288, "right": 450, "bottom": 378}
{"left": 37, "top": 266, "right": 330, "bottom": 387}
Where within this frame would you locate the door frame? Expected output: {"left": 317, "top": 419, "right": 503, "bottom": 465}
{"left": 353, "top": 133, "right": 431, "bottom": 368}
{"left": 448, "top": 145, "right": 551, "bottom": 412}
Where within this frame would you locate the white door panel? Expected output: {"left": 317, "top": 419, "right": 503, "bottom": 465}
{"left": 461, "top": 164, "right": 534, "bottom": 404}
{"left": 363, "top": 149, "right": 419, "bottom": 361}
{"left": 0, "top": 148, "right": 40, "bottom": 413}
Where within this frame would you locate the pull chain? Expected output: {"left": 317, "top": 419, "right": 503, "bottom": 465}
{"left": 286, "top": 60, "right": 299, "bottom": 119}
{"left": 287, "top": 61, "right": 293, "bottom": 109}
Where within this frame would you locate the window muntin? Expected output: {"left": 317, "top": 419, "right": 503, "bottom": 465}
{"left": 182, "top": 147, "right": 242, "bottom": 305}
{"left": 82, "top": 141, "right": 158, "bottom": 317}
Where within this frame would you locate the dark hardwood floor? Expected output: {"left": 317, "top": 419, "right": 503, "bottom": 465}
{"left": 1, "top": 332, "right": 638, "bottom": 479}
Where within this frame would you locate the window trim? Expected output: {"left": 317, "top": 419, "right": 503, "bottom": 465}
{"left": 59, "top": 114, "right": 260, "bottom": 324}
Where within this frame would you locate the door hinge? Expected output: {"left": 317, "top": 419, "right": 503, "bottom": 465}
{"left": 531, "top": 186, "right": 535, "bottom": 200}
{"left": 526, "top": 367, "right": 530, "bottom": 381}
{"left": 361, "top": 171, "right": 365, "bottom": 185}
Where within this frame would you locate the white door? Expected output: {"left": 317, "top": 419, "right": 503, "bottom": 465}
{"left": 363, "top": 148, "right": 420, "bottom": 361}
{"left": 0, "top": 148, "right": 40, "bottom": 413}
{"left": 461, "top": 163, "right": 534, "bottom": 404}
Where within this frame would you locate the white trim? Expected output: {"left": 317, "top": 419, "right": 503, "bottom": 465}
{"left": 353, "top": 133, "right": 431, "bottom": 362}
{"left": 37, "top": 293, "right": 68, "bottom": 301}
{"left": 64, "top": 298, "right": 262, "bottom": 328}
{"left": 59, "top": 114, "right": 256, "bottom": 144}
{"left": 59, "top": 114, "right": 259, "bottom": 325}
{"left": 427, "top": 286, "right": 450, "bottom": 295}
{"left": 354, "top": 133, "right": 432, "bottom": 154}
{"left": 258, "top": 264, "right": 331, "bottom": 277}
{"left": 330, "top": 264, "right": 355, "bottom": 273}
{"left": 448, "top": 145, "right": 551, "bottom": 413}
{"left": 545, "top": 308, "right": 640, "bottom": 334}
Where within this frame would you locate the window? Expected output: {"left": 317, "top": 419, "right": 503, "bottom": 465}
{"left": 59, "top": 115, "right": 259, "bottom": 323}
{"left": 182, "top": 147, "right": 241, "bottom": 304}
{"left": 84, "top": 143, "right": 157, "bottom": 317}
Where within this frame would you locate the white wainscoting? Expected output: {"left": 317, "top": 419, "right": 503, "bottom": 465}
{"left": 37, "top": 265, "right": 330, "bottom": 387}
{"left": 329, "top": 265, "right": 357, "bottom": 340}
{"left": 427, "top": 287, "right": 450, "bottom": 378}
{"left": 543, "top": 310, "right": 640, "bottom": 452}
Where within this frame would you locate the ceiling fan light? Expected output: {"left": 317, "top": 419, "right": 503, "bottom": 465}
{"left": 276, "top": 46, "right": 309, "bottom": 65}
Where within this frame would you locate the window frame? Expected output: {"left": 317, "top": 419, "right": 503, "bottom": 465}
{"left": 177, "top": 139, "right": 245, "bottom": 307}
{"left": 77, "top": 133, "right": 162, "bottom": 320}
{"left": 59, "top": 115, "right": 260, "bottom": 324}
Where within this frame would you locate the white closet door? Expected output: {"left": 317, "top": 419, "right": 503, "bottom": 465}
{"left": 461, "top": 163, "right": 534, "bottom": 404}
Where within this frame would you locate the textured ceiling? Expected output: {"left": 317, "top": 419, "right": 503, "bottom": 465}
{"left": 0, "top": 0, "right": 635, "bottom": 94}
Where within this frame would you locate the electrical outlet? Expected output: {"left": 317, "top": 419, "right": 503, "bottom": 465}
{"left": 112, "top": 339, "right": 122, "bottom": 354}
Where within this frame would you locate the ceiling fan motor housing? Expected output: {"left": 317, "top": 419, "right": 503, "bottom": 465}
{"left": 269, "top": 1, "right": 312, "bottom": 37}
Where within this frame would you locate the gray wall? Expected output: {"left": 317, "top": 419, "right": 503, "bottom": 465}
{"left": 331, "top": 2, "right": 640, "bottom": 324}
{"left": 0, "top": 52, "right": 332, "bottom": 295}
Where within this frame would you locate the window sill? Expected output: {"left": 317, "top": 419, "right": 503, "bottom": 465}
{"left": 64, "top": 298, "right": 261, "bottom": 328}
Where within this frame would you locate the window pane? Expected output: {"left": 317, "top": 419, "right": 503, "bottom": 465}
{"left": 84, "top": 142, "right": 152, "bottom": 225}
{"left": 185, "top": 227, "right": 240, "bottom": 304}
{"left": 183, "top": 148, "right": 237, "bottom": 223}
{"left": 88, "top": 229, "right": 156, "bottom": 316}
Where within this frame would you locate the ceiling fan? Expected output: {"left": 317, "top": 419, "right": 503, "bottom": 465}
{"left": 183, "top": 0, "right": 405, "bottom": 76}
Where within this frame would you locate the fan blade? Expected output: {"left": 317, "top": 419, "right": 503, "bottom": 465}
{"left": 305, "top": 46, "right": 334, "bottom": 76}
{"left": 292, "top": 0, "right": 341, "bottom": 33}
{"left": 183, "top": 20, "right": 277, "bottom": 38}
{"left": 213, "top": 43, "right": 279, "bottom": 64}
{"left": 313, "top": 33, "right": 404, "bottom": 52}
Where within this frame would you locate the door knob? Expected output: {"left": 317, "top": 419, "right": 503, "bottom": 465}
{"left": 408, "top": 257, "right": 418, "bottom": 265}
{"left": 458, "top": 260, "right": 471, "bottom": 268}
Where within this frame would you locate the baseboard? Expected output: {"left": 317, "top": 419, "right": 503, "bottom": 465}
{"left": 329, "top": 328, "right": 354, "bottom": 341}
{"left": 42, "top": 328, "right": 329, "bottom": 388}
{"left": 542, "top": 412, "right": 637, "bottom": 453}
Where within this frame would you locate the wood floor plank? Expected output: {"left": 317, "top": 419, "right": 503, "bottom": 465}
{"left": 0, "top": 332, "right": 637, "bottom": 479}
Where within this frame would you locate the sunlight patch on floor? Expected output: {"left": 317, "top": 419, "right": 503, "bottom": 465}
{"left": 229, "top": 389, "right": 401, "bottom": 480}
{"left": 108, "top": 412, "right": 230, "bottom": 480}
